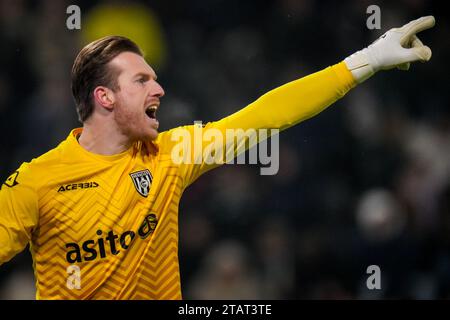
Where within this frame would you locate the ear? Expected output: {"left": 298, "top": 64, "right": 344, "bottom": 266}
{"left": 93, "top": 86, "right": 115, "bottom": 110}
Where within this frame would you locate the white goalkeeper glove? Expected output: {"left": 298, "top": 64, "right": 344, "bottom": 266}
{"left": 344, "top": 16, "right": 435, "bottom": 83}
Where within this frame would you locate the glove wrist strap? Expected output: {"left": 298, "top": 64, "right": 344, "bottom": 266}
{"left": 344, "top": 49, "right": 376, "bottom": 84}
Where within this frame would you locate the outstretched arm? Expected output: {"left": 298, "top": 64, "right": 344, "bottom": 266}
{"left": 167, "top": 16, "right": 435, "bottom": 185}
{"left": 218, "top": 16, "right": 435, "bottom": 132}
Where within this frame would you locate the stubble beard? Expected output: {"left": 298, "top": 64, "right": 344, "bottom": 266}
{"left": 114, "top": 101, "right": 148, "bottom": 143}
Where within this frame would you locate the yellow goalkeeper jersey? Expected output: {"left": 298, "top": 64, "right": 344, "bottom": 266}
{"left": 0, "top": 62, "right": 355, "bottom": 299}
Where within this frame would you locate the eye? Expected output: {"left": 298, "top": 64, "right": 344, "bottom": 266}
{"left": 137, "top": 78, "right": 147, "bottom": 85}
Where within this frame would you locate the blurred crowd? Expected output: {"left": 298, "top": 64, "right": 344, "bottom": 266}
{"left": 0, "top": 0, "right": 449, "bottom": 299}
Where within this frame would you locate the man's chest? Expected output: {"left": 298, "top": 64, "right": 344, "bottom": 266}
{"left": 34, "top": 159, "right": 181, "bottom": 252}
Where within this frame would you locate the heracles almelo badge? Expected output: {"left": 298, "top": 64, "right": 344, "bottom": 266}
{"left": 129, "top": 169, "right": 153, "bottom": 197}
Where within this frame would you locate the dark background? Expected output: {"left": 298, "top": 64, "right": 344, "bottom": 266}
{"left": 0, "top": 0, "right": 449, "bottom": 299}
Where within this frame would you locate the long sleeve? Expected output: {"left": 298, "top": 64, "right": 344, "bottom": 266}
{"left": 214, "top": 61, "right": 356, "bottom": 132}
{"left": 158, "top": 62, "right": 356, "bottom": 187}
{"left": 0, "top": 164, "right": 39, "bottom": 265}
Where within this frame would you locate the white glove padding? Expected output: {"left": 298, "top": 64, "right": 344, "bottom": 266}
{"left": 345, "top": 16, "right": 435, "bottom": 83}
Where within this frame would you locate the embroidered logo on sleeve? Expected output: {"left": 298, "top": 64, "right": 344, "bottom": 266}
{"left": 1, "top": 171, "right": 19, "bottom": 189}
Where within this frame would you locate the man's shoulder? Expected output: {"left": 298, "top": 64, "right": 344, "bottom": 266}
{"left": 17, "top": 137, "right": 70, "bottom": 179}
{"left": 156, "top": 124, "right": 206, "bottom": 147}
{"left": 29, "top": 139, "right": 68, "bottom": 168}
{"left": 3, "top": 140, "right": 66, "bottom": 192}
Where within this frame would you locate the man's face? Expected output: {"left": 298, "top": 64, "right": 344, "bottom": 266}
{"left": 109, "top": 52, "right": 164, "bottom": 141}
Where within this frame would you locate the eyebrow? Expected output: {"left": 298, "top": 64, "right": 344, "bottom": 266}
{"left": 134, "top": 72, "right": 157, "bottom": 81}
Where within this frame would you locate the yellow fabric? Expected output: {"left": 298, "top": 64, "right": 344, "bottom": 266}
{"left": 0, "top": 62, "right": 355, "bottom": 299}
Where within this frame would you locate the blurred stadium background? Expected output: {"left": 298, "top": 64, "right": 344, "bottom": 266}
{"left": 0, "top": 0, "right": 449, "bottom": 299}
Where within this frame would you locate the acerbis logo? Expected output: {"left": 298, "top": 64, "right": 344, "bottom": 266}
{"left": 58, "top": 182, "right": 99, "bottom": 192}
{"left": 65, "top": 213, "right": 158, "bottom": 263}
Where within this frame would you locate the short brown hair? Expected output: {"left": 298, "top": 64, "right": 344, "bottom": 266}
{"left": 71, "top": 36, "right": 143, "bottom": 122}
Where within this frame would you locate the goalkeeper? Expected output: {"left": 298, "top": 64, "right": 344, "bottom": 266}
{"left": 0, "top": 16, "right": 435, "bottom": 299}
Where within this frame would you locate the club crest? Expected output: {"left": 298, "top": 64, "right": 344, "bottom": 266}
{"left": 129, "top": 169, "right": 153, "bottom": 197}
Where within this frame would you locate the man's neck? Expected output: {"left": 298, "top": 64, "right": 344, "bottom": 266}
{"left": 78, "top": 123, "right": 133, "bottom": 156}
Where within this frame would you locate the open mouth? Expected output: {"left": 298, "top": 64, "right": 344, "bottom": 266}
{"left": 145, "top": 105, "right": 158, "bottom": 119}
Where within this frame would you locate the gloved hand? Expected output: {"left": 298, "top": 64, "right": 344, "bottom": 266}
{"left": 344, "top": 16, "right": 435, "bottom": 83}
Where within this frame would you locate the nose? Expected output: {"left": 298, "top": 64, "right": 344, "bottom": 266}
{"left": 152, "top": 80, "right": 165, "bottom": 98}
